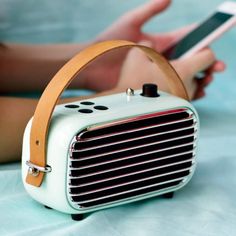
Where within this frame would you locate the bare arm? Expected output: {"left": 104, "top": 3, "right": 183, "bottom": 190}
{"left": 0, "top": 43, "right": 93, "bottom": 93}
{"left": 0, "top": 88, "right": 119, "bottom": 163}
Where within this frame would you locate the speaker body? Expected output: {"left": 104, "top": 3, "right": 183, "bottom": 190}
{"left": 22, "top": 90, "right": 199, "bottom": 214}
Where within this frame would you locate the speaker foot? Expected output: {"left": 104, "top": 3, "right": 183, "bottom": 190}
{"left": 163, "top": 192, "right": 174, "bottom": 199}
{"left": 44, "top": 205, "right": 52, "bottom": 209}
{"left": 71, "top": 214, "right": 84, "bottom": 221}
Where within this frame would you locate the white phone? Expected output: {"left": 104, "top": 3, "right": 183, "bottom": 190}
{"left": 163, "top": 1, "right": 236, "bottom": 60}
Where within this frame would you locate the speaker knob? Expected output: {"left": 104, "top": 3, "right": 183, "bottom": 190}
{"left": 141, "top": 83, "right": 159, "bottom": 97}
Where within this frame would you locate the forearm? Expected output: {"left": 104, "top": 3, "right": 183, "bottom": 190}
{"left": 0, "top": 88, "right": 119, "bottom": 163}
{"left": 0, "top": 97, "right": 37, "bottom": 162}
{"left": 0, "top": 42, "right": 94, "bottom": 93}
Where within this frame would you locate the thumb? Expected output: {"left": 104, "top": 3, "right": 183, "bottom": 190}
{"left": 182, "top": 49, "right": 216, "bottom": 75}
{"left": 124, "top": 0, "right": 171, "bottom": 27}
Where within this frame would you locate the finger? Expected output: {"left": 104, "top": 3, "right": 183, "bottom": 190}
{"left": 203, "top": 75, "right": 214, "bottom": 87}
{"left": 194, "top": 73, "right": 214, "bottom": 100}
{"left": 125, "top": 0, "right": 171, "bottom": 27}
{"left": 204, "top": 60, "right": 225, "bottom": 73}
{"left": 196, "top": 60, "right": 225, "bottom": 80}
{"left": 144, "top": 24, "right": 196, "bottom": 51}
{"left": 182, "top": 48, "right": 216, "bottom": 75}
{"left": 211, "top": 61, "right": 226, "bottom": 72}
{"left": 194, "top": 90, "right": 206, "bottom": 100}
{"left": 155, "top": 24, "right": 196, "bottom": 50}
{"left": 143, "top": 33, "right": 172, "bottom": 52}
{"left": 197, "top": 75, "right": 214, "bottom": 88}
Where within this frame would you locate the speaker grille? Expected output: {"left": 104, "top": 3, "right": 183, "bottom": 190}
{"left": 67, "top": 108, "right": 197, "bottom": 209}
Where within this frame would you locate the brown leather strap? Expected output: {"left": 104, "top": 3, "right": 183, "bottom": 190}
{"left": 26, "top": 40, "right": 189, "bottom": 187}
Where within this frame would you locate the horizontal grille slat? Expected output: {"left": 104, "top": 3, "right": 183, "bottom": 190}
{"left": 71, "top": 147, "right": 194, "bottom": 170}
{"left": 70, "top": 151, "right": 193, "bottom": 178}
{"left": 71, "top": 142, "right": 194, "bottom": 168}
{"left": 70, "top": 151, "right": 194, "bottom": 188}
{"left": 71, "top": 171, "right": 189, "bottom": 199}
{"left": 78, "top": 109, "right": 191, "bottom": 140}
{"left": 75, "top": 117, "right": 195, "bottom": 151}
{"left": 71, "top": 175, "right": 187, "bottom": 204}
{"left": 70, "top": 161, "right": 192, "bottom": 187}
{"left": 70, "top": 167, "right": 191, "bottom": 194}
{"left": 73, "top": 125, "right": 195, "bottom": 152}
{"left": 71, "top": 134, "right": 195, "bottom": 161}
{"left": 67, "top": 109, "right": 198, "bottom": 209}
{"left": 73, "top": 180, "right": 181, "bottom": 208}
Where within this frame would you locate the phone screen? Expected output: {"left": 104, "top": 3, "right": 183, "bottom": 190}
{"left": 163, "top": 12, "right": 233, "bottom": 60}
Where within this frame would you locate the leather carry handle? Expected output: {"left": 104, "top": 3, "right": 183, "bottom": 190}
{"left": 26, "top": 40, "right": 189, "bottom": 187}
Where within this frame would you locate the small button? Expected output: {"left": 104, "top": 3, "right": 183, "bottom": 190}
{"left": 94, "top": 105, "right": 108, "bottom": 111}
{"left": 80, "top": 101, "right": 95, "bottom": 105}
{"left": 65, "top": 104, "right": 79, "bottom": 108}
{"left": 126, "top": 88, "right": 134, "bottom": 96}
{"left": 78, "top": 109, "right": 93, "bottom": 114}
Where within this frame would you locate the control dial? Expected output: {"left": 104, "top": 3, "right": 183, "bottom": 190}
{"left": 141, "top": 83, "right": 159, "bottom": 97}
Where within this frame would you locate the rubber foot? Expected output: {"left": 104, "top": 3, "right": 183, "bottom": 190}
{"left": 71, "top": 214, "right": 84, "bottom": 221}
{"left": 44, "top": 205, "right": 52, "bottom": 209}
{"left": 162, "top": 192, "right": 175, "bottom": 199}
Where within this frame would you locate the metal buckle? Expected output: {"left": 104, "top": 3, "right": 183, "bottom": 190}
{"left": 26, "top": 161, "right": 52, "bottom": 177}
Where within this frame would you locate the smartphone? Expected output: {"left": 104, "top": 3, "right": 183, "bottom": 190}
{"left": 163, "top": 1, "right": 236, "bottom": 60}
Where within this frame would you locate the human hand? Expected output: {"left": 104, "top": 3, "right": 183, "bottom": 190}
{"left": 84, "top": 0, "right": 225, "bottom": 98}
{"left": 117, "top": 42, "right": 225, "bottom": 100}
{"left": 96, "top": 0, "right": 171, "bottom": 43}
{"left": 83, "top": 0, "right": 173, "bottom": 91}
{"left": 171, "top": 51, "right": 225, "bottom": 100}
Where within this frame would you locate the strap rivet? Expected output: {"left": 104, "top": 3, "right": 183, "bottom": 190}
{"left": 26, "top": 161, "right": 52, "bottom": 177}
{"left": 28, "top": 167, "right": 40, "bottom": 177}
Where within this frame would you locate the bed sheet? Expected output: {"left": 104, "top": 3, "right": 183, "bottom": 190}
{"left": 0, "top": 0, "right": 236, "bottom": 235}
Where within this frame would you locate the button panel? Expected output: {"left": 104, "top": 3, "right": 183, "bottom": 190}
{"left": 64, "top": 101, "right": 109, "bottom": 114}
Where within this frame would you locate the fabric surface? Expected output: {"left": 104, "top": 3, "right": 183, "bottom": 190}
{"left": 0, "top": 0, "right": 236, "bottom": 235}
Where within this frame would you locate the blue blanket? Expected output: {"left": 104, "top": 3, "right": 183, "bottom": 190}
{"left": 0, "top": 0, "right": 236, "bottom": 235}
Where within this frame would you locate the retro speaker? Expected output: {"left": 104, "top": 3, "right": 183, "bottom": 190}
{"left": 22, "top": 40, "right": 199, "bottom": 220}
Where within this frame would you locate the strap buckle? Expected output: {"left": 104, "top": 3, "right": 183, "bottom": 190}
{"left": 26, "top": 161, "right": 52, "bottom": 177}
